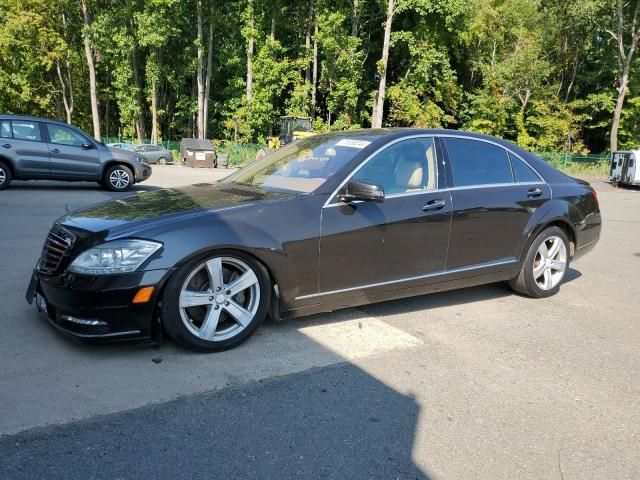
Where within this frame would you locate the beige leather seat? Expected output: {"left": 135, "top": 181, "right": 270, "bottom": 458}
{"left": 395, "top": 160, "right": 424, "bottom": 191}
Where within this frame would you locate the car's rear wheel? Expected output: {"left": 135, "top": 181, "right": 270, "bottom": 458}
{"left": 509, "top": 226, "right": 570, "bottom": 298}
{"left": 158, "top": 157, "right": 167, "bottom": 165}
{"left": 162, "top": 251, "right": 271, "bottom": 351}
{"left": 0, "top": 161, "right": 12, "bottom": 190}
{"left": 104, "top": 164, "right": 133, "bottom": 191}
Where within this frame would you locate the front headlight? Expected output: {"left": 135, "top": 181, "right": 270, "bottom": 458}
{"left": 68, "top": 239, "right": 162, "bottom": 275}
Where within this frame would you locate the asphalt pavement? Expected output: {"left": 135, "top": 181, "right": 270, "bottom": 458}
{"left": 0, "top": 169, "right": 638, "bottom": 479}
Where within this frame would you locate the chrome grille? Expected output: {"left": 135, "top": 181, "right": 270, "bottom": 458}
{"left": 38, "top": 228, "right": 76, "bottom": 275}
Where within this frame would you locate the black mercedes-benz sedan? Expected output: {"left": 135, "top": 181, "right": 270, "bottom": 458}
{"left": 26, "top": 129, "right": 601, "bottom": 351}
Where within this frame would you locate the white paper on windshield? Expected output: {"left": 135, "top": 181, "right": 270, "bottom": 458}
{"left": 335, "top": 139, "right": 371, "bottom": 149}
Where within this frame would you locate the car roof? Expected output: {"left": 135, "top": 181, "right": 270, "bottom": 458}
{"left": 0, "top": 114, "right": 69, "bottom": 127}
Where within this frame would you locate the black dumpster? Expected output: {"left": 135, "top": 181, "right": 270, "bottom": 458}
{"left": 180, "top": 138, "right": 217, "bottom": 168}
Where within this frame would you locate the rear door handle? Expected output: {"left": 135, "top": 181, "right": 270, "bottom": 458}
{"left": 527, "top": 187, "right": 543, "bottom": 197}
{"left": 422, "top": 199, "right": 446, "bottom": 211}
{"left": 2, "top": 143, "right": 11, "bottom": 148}
{"left": 51, "top": 148, "right": 60, "bottom": 154}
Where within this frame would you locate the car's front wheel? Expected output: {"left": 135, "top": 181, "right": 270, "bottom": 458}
{"left": 162, "top": 251, "right": 271, "bottom": 351}
{"left": 509, "top": 226, "right": 570, "bottom": 298}
{"left": 158, "top": 157, "right": 167, "bottom": 165}
{"left": 104, "top": 164, "right": 133, "bottom": 191}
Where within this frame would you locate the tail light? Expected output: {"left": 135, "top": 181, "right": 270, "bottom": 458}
{"left": 592, "top": 190, "right": 599, "bottom": 210}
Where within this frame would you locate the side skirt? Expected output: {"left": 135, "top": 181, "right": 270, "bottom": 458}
{"left": 280, "top": 267, "right": 519, "bottom": 321}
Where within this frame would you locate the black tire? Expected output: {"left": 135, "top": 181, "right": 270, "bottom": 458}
{"left": 103, "top": 164, "right": 133, "bottom": 192}
{"left": 0, "top": 161, "right": 12, "bottom": 190}
{"left": 158, "top": 157, "right": 167, "bottom": 165}
{"left": 161, "top": 250, "right": 271, "bottom": 352}
{"left": 509, "top": 226, "right": 570, "bottom": 298}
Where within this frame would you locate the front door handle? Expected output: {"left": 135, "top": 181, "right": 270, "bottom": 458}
{"left": 422, "top": 199, "right": 446, "bottom": 211}
{"left": 527, "top": 187, "right": 543, "bottom": 197}
{"left": 51, "top": 148, "right": 60, "bottom": 154}
{"left": 2, "top": 143, "right": 11, "bottom": 149}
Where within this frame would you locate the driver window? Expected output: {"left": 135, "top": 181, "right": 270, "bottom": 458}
{"left": 352, "top": 137, "right": 437, "bottom": 195}
{"left": 46, "top": 124, "right": 86, "bottom": 147}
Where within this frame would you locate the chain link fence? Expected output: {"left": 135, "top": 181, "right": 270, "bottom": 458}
{"left": 102, "top": 137, "right": 261, "bottom": 167}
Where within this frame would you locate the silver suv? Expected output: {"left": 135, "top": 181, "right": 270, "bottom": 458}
{"left": 0, "top": 115, "right": 152, "bottom": 191}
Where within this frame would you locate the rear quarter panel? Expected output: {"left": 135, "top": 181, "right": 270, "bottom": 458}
{"left": 528, "top": 180, "right": 601, "bottom": 261}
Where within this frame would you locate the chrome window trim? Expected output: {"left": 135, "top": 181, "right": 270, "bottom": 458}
{"left": 322, "top": 181, "right": 546, "bottom": 208}
{"left": 439, "top": 134, "right": 545, "bottom": 183}
{"left": 295, "top": 257, "right": 517, "bottom": 300}
{"left": 324, "top": 133, "right": 548, "bottom": 208}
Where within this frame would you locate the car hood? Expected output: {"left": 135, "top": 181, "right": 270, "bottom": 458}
{"left": 107, "top": 146, "right": 137, "bottom": 158}
{"left": 58, "top": 183, "right": 293, "bottom": 235}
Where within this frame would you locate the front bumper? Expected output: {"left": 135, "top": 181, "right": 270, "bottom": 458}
{"left": 134, "top": 164, "right": 152, "bottom": 183}
{"left": 26, "top": 267, "right": 172, "bottom": 343}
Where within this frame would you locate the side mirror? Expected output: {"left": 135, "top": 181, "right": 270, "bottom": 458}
{"left": 82, "top": 142, "right": 94, "bottom": 150}
{"left": 337, "top": 180, "right": 385, "bottom": 203}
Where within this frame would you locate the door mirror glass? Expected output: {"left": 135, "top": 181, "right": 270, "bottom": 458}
{"left": 338, "top": 180, "right": 385, "bottom": 203}
{"left": 82, "top": 142, "right": 94, "bottom": 150}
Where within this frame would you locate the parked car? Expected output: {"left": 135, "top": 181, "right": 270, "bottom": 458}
{"left": 0, "top": 115, "right": 151, "bottom": 191}
{"left": 26, "top": 129, "right": 601, "bottom": 351}
{"left": 129, "top": 144, "right": 173, "bottom": 165}
{"left": 106, "top": 142, "right": 133, "bottom": 150}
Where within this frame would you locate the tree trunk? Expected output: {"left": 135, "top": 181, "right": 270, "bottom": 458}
{"left": 270, "top": 13, "right": 276, "bottom": 42}
{"left": 246, "top": 2, "right": 254, "bottom": 103}
{"left": 203, "top": 22, "right": 213, "bottom": 139}
{"left": 305, "top": 1, "right": 313, "bottom": 84}
{"left": 311, "top": 19, "right": 318, "bottom": 119}
{"left": 80, "top": 0, "right": 100, "bottom": 140}
{"left": 196, "top": 0, "right": 205, "bottom": 139}
{"left": 611, "top": 70, "right": 628, "bottom": 152}
{"left": 131, "top": 44, "right": 146, "bottom": 142}
{"left": 371, "top": 0, "right": 394, "bottom": 128}
{"left": 610, "top": 0, "right": 640, "bottom": 152}
{"left": 55, "top": 60, "right": 74, "bottom": 124}
{"left": 150, "top": 79, "right": 158, "bottom": 144}
{"left": 352, "top": 0, "right": 360, "bottom": 37}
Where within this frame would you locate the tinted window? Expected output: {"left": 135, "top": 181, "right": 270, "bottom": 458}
{"left": 444, "top": 138, "right": 512, "bottom": 187}
{"left": 352, "top": 137, "right": 437, "bottom": 195}
{"left": 0, "top": 120, "right": 11, "bottom": 138}
{"left": 510, "top": 153, "right": 540, "bottom": 182}
{"left": 47, "top": 124, "right": 86, "bottom": 146}
{"left": 12, "top": 121, "right": 41, "bottom": 141}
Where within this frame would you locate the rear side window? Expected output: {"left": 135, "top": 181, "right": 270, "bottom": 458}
{"left": 510, "top": 153, "right": 541, "bottom": 182}
{"left": 444, "top": 138, "right": 512, "bottom": 187}
{"left": 46, "top": 124, "right": 87, "bottom": 147}
{"left": 12, "top": 120, "right": 42, "bottom": 141}
{"left": 0, "top": 120, "right": 11, "bottom": 138}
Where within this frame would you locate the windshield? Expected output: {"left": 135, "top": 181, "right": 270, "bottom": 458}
{"left": 227, "top": 133, "right": 383, "bottom": 193}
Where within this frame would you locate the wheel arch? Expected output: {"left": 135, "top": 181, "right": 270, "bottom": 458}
{"left": 150, "top": 245, "right": 283, "bottom": 342}
{"left": 0, "top": 154, "right": 16, "bottom": 176}
{"left": 522, "top": 217, "right": 577, "bottom": 263}
{"left": 102, "top": 160, "right": 136, "bottom": 181}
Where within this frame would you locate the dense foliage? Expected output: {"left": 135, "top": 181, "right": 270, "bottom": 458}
{"left": 1, "top": 0, "right": 639, "bottom": 153}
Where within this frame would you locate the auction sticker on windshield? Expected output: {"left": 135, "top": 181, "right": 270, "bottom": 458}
{"left": 335, "top": 139, "right": 371, "bottom": 149}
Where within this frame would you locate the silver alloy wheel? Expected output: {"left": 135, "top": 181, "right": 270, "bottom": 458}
{"left": 158, "top": 157, "right": 167, "bottom": 165}
{"left": 533, "top": 235, "right": 567, "bottom": 290}
{"left": 0, "top": 167, "right": 5, "bottom": 185}
{"left": 179, "top": 256, "right": 261, "bottom": 341}
{"left": 109, "top": 169, "right": 130, "bottom": 189}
